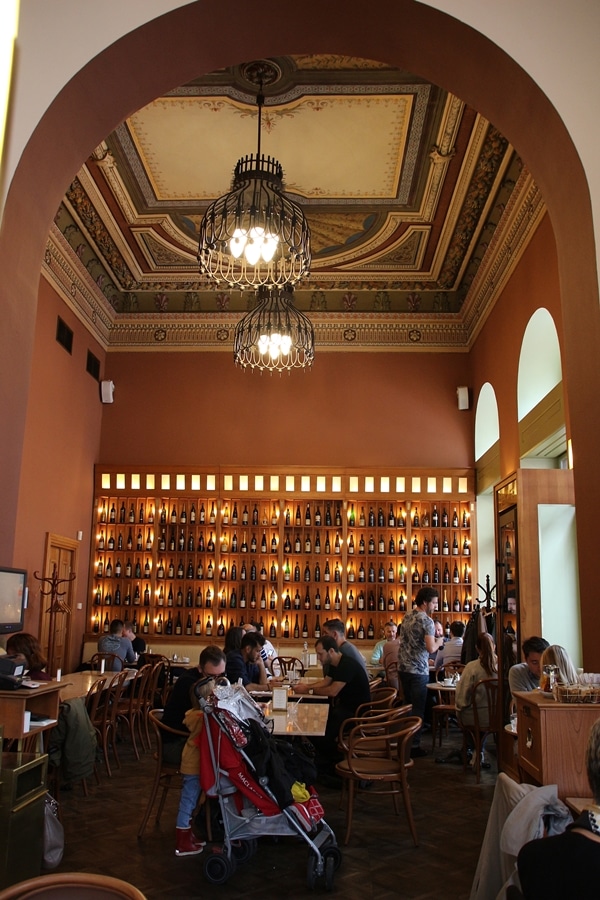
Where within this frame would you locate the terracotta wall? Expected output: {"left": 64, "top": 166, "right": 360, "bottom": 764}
{"left": 11, "top": 279, "right": 105, "bottom": 666}
{"left": 469, "top": 213, "right": 565, "bottom": 475}
{"left": 98, "top": 350, "right": 474, "bottom": 469}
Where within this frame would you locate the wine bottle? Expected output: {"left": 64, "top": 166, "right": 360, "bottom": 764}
{"left": 463, "top": 537, "right": 470, "bottom": 556}
{"left": 217, "top": 616, "right": 225, "bottom": 637}
{"left": 347, "top": 618, "right": 356, "bottom": 639}
{"left": 196, "top": 588, "right": 203, "bottom": 608}
{"left": 195, "top": 615, "right": 201, "bottom": 635}
{"left": 453, "top": 593, "right": 461, "bottom": 612}
{"left": 452, "top": 564, "right": 460, "bottom": 584}
{"left": 305, "top": 533, "right": 312, "bottom": 553}
{"left": 347, "top": 589, "right": 355, "bottom": 610}
{"left": 185, "top": 614, "right": 193, "bottom": 635}
{"left": 432, "top": 505, "right": 439, "bottom": 527}
{"left": 432, "top": 536, "right": 439, "bottom": 555}
{"left": 270, "top": 617, "right": 277, "bottom": 638}
{"left": 452, "top": 508, "right": 459, "bottom": 528}
{"left": 103, "top": 612, "right": 110, "bottom": 632}
{"left": 357, "top": 619, "right": 365, "bottom": 640}
{"left": 293, "top": 614, "right": 300, "bottom": 638}
{"left": 399, "top": 591, "right": 406, "bottom": 612}
{"left": 143, "top": 611, "right": 150, "bottom": 634}
{"left": 368, "top": 535, "right": 375, "bottom": 554}
{"left": 349, "top": 504, "right": 355, "bottom": 526}
{"left": 359, "top": 535, "right": 366, "bottom": 554}
{"left": 442, "top": 508, "right": 449, "bottom": 528}
{"left": 304, "top": 587, "right": 311, "bottom": 610}
{"left": 302, "top": 615, "right": 309, "bottom": 638}
{"left": 314, "top": 616, "right": 321, "bottom": 639}
{"left": 205, "top": 615, "right": 212, "bottom": 636}
{"left": 452, "top": 533, "right": 459, "bottom": 555}
{"left": 347, "top": 534, "right": 354, "bottom": 555}
{"left": 412, "top": 536, "right": 419, "bottom": 555}
{"left": 156, "top": 613, "right": 163, "bottom": 634}
{"left": 367, "top": 619, "right": 375, "bottom": 639}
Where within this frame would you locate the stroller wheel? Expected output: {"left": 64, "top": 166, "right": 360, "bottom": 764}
{"left": 324, "top": 855, "right": 336, "bottom": 892}
{"left": 204, "top": 850, "right": 235, "bottom": 885}
{"left": 306, "top": 854, "right": 319, "bottom": 890}
{"left": 231, "top": 839, "right": 257, "bottom": 864}
{"left": 323, "top": 845, "right": 343, "bottom": 871}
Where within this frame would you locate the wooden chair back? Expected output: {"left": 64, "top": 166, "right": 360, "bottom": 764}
{"left": 270, "top": 656, "right": 305, "bottom": 678}
{"left": 90, "top": 652, "right": 122, "bottom": 673}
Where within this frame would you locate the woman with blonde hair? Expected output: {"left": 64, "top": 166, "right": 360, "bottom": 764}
{"left": 540, "top": 643, "right": 579, "bottom": 686}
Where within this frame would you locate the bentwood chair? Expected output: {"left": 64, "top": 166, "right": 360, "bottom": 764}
{"left": 138, "top": 708, "right": 188, "bottom": 838}
{"left": 335, "top": 715, "right": 422, "bottom": 845}
{"left": 270, "top": 656, "right": 305, "bottom": 678}
{"left": 0, "top": 872, "right": 147, "bottom": 899}
{"left": 84, "top": 675, "right": 108, "bottom": 787}
{"left": 116, "top": 663, "right": 153, "bottom": 760}
{"left": 337, "top": 703, "right": 412, "bottom": 756}
{"left": 90, "top": 652, "right": 122, "bottom": 673}
{"left": 354, "top": 686, "right": 397, "bottom": 718}
{"left": 458, "top": 678, "right": 499, "bottom": 783}
{"left": 89, "top": 669, "right": 130, "bottom": 777}
{"left": 431, "top": 662, "right": 464, "bottom": 749}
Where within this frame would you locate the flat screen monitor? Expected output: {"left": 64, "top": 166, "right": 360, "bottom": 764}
{"left": 0, "top": 567, "right": 27, "bottom": 634}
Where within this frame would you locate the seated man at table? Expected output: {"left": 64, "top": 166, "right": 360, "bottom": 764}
{"left": 434, "top": 621, "right": 465, "bottom": 671}
{"left": 508, "top": 636, "right": 549, "bottom": 694}
{"left": 295, "top": 635, "right": 371, "bottom": 777}
{"left": 371, "top": 621, "right": 398, "bottom": 670}
{"left": 162, "top": 645, "right": 227, "bottom": 765}
{"left": 122, "top": 620, "right": 146, "bottom": 658}
{"left": 322, "top": 618, "right": 367, "bottom": 676}
{"left": 97, "top": 618, "right": 135, "bottom": 670}
{"left": 225, "top": 632, "right": 269, "bottom": 691}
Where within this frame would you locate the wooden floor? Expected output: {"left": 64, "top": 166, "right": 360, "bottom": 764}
{"left": 53, "top": 726, "right": 496, "bottom": 899}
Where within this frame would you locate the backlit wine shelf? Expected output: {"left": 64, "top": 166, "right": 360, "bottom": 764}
{"left": 88, "top": 467, "right": 475, "bottom": 643}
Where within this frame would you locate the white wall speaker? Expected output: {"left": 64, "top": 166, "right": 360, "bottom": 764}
{"left": 457, "top": 386, "right": 470, "bottom": 410}
{"left": 100, "top": 379, "right": 115, "bottom": 403}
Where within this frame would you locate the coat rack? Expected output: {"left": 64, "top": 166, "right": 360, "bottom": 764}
{"left": 34, "top": 562, "right": 75, "bottom": 676}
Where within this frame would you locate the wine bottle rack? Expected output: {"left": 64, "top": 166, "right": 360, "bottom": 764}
{"left": 88, "top": 469, "right": 475, "bottom": 644}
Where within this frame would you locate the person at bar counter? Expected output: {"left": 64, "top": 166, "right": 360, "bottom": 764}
{"left": 225, "top": 631, "right": 269, "bottom": 691}
{"left": 162, "top": 645, "right": 227, "bottom": 765}
{"left": 508, "top": 636, "right": 549, "bottom": 693}
{"left": 398, "top": 586, "right": 444, "bottom": 758}
{"left": 294, "top": 634, "right": 371, "bottom": 776}
{"left": 6, "top": 632, "right": 52, "bottom": 680}
{"left": 517, "top": 716, "right": 600, "bottom": 899}
{"left": 97, "top": 618, "right": 135, "bottom": 671}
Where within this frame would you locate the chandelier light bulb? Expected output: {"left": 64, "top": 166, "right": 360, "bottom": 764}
{"left": 234, "top": 285, "right": 314, "bottom": 372}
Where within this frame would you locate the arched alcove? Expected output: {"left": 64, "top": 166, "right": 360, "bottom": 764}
{"left": 518, "top": 308, "right": 562, "bottom": 421}
{"left": 475, "top": 382, "right": 500, "bottom": 462}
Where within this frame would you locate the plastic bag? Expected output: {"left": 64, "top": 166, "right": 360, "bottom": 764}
{"left": 42, "top": 793, "right": 64, "bottom": 869}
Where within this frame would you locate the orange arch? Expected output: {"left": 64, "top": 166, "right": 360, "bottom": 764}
{"left": 0, "top": 1, "right": 598, "bottom": 638}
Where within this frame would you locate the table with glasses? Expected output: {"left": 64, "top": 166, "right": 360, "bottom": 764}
{"left": 266, "top": 699, "right": 329, "bottom": 737}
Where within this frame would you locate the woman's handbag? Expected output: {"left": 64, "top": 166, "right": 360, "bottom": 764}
{"left": 42, "top": 792, "right": 64, "bottom": 869}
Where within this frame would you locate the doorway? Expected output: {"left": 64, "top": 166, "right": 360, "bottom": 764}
{"left": 39, "top": 533, "right": 79, "bottom": 675}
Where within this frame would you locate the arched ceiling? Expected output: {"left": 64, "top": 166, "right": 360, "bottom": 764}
{"left": 45, "top": 54, "right": 544, "bottom": 352}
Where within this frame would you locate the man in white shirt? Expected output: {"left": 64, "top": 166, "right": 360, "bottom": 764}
{"left": 434, "top": 621, "right": 465, "bottom": 671}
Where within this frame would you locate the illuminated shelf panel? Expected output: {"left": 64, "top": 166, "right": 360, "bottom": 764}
{"left": 89, "top": 466, "right": 475, "bottom": 642}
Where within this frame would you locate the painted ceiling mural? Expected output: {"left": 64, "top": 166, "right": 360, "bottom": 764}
{"left": 44, "top": 55, "right": 545, "bottom": 352}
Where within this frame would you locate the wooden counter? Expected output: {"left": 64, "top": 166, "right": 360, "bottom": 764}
{"left": 514, "top": 690, "right": 600, "bottom": 799}
{"left": 0, "top": 682, "right": 62, "bottom": 742}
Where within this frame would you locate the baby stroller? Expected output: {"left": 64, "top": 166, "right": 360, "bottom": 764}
{"left": 197, "top": 681, "right": 341, "bottom": 889}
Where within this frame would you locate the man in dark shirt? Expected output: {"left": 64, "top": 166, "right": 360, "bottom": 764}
{"left": 161, "top": 645, "right": 226, "bottom": 764}
{"left": 225, "top": 632, "right": 269, "bottom": 691}
{"left": 295, "top": 634, "right": 371, "bottom": 775}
